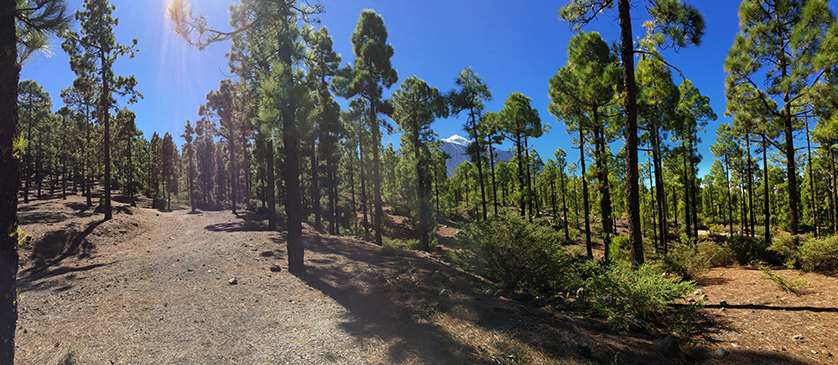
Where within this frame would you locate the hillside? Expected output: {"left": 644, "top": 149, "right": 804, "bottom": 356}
{"left": 438, "top": 134, "right": 515, "bottom": 177}
{"left": 13, "top": 194, "right": 838, "bottom": 364}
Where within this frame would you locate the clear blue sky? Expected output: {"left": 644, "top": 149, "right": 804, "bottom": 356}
{"left": 22, "top": 0, "right": 754, "bottom": 178}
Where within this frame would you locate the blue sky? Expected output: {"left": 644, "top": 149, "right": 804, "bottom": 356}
{"left": 22, "top": 0, "right": 752, "bottom": 178}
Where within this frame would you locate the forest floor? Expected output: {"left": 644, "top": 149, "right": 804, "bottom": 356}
{"left": 14, "top": 192, "right": 838, "bottom": 364}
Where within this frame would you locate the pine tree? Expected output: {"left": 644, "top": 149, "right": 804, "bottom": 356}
{"left": 392, "top": 76, "right": 448, "bottom": 251}
{"left": 560, "top": 0, "right": 705, "bottom": 267}
{"left": 63, "top": 0, "right": 140, "bottom": 221}
{"left": 332, "top": 10, "right": 398, "bottom": 246}
{"left": 725, "top": 0, "right": 838, "bottom": 242}
{"left": 2, "top": 0, "right": 70, "bottom": 360}
{"left": 449, "top": 67, "right": 492, "bottom": 220}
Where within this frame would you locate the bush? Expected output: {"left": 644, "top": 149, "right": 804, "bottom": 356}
{"left": 609, "top": 234, "right": 630, "bottom": 263}
{"left": 697, "top": 240, "right": 736, "bottom": 267}
{"left": 798, "top": 235, "right": 838, "bottom": 272}
{"left": 726, "top": 235, "right": 778, "bottom": 265}
{"left": 562, "top": 260, "right": 701, "bottom": 331}
{"left": 658, "top": 246, "right": 709, "bottom": 280}
{"left": 455, "top": 212, "right": 569, "bottom": 292}
{"left": 770, "top": 234, "right": 838, "bottom": 272}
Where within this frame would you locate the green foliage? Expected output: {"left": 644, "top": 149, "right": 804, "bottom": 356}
{"left": 563, "top": 260, "right": 700, "bottom": 331}
{"left": 455, "top": 212, "right": 568, "bottom": 292}
{"left": 697, "top": 240, "right": 736, "bottom": 268}
{"left": 770, "top": 234, "right": 838, "bottom": 272}
{"left": 61, "top": 341, "right": 80, "bottom": 365}
{"left": 609, "top": 234, "right": 629, "bottom": 263}
{"left": 658, "top": 246, "right": 709, "bottom": 280}
{"left": 758, "top": 265, "right": 807, "bottom": 296}
{"left": 725, "top": 235, "right": 776, "bottom": 265}
{"left": 383, "top": 237, "right": 423, "bottom": 251}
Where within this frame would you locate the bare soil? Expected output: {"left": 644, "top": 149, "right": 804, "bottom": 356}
{"left": 14, "top": 193, "right": 838, "bottom": 364}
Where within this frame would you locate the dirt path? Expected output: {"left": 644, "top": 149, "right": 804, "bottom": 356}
{"left": 15, "top": 194, "right": 838, "bottom": 364}
{"left": 16, "top": 197, "right": 373, "bottom": 364}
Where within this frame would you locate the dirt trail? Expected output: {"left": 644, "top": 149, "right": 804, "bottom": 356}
{"left": 16, "top": 199, "right": 370, "bottom": 364}
{"left": 15, "top": 194, "right": 838, "bottom": 364}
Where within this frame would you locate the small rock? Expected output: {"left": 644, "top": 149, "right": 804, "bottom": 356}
{"left": 655, "top": 336, "right": 688, "bottom": 363}
{"left": 228, "top": 278, "right": 238, "bottom": 285}
{"left": 716, "top": 347, "right": 730, "bottom": 358}
{"left": 792, "top": 334, "right": 804, "bottom": 341}
{"left": 439, "top": 289, "right": 451, "bottom": 298}
{"left": 482, "top": 288, "right": 494, "bottom": 295}
{"left": 577, "top": 341, "right": 592, "bottom": 358}
{"left": 54, "top": 342, "right": 60, "bottom": 348}
{"left": 720, "top": 300, "right": 728, "bottom": 307}
{"left": 270, "top": 264, "right": 282, "bottom": 272}
{"left": 187, "top": 268, "right": 192, "bottom": 272}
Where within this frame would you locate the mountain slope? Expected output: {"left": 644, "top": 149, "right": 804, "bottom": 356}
{"left": 438, "top": 134, "right": 514, "bottom": 177}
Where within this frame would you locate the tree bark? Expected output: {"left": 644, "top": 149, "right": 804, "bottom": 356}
{"left": 745, "top": 130, "right": 756, "bottom": 237}
{"left": 618, "top": 0, "right": 643, "bottom": 267}
{"left": 594, "top": 125, "right": 613, "bottom": 259}
{"left": 311, "top": 140, "right": 321, "bottom": 230}
{"left": 368, "top": 104, "right": 384, "bottom": 245}
{"left": 101, "top": 48, "right": 112, "bottom": 221}
{"left": 579, "top": 135, "right": 592, "bottom": 259}
{"left": 0, "top": 2, "right": 21, "bottom": 359}
{"left": 267, "top": 139, "right": 276, "bottom": 230}
{"left": 488, "top": 134, "right": 498, "bottom": 215}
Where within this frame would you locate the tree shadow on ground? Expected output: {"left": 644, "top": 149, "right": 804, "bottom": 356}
{"left": 25, "top": 220, "right": 102, "bottom": 271}
{"left": 204, "top": 211, "right": 269, "bottom": 232}
{"left": 294, "top": 241, "right": 482, "bottom": 364}
{"left": 17, "top": 211, "right": 70, "bottom": 225}
{"left": 17, "top": 262, "right": 114, "bottom": 293}
{"left": 295, "top": 234, "right": 818, "bottom": 365}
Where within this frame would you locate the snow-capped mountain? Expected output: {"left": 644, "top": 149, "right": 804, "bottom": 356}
{"left": 438, "top": 134, "right": 514, "bottom": 177}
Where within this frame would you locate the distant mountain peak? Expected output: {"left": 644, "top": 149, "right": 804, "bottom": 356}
{"left": 442, "top": 134, "right": 470, "bottom": 146}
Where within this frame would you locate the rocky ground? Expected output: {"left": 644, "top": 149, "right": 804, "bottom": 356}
{"left": 14, "top": 193, "right": 838, "bottom": 364}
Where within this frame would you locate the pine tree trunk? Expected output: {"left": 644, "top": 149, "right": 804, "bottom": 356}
{"left": 829, "top": 146, "right": 837, "bottom": 232}
{"left": 559, "top": 167, "right": 569, "bottom": 242}
{"left": 746, "top": 130, "right": 756, "bottom": 237}
{"left": 488, "top": 134, "right": 498, "bottom": 215}
{"left": 102, "top": 48, "right": 112, "bottom": 221}
{"left": 805, "top": 124, "right": 816, "bottom": 236}
{"left": 0, "top": 4, "right": 21, "bottom": 359}
{"left": 618, "top": 0, "right": 643, "bottom": 267}
{"left": 580, "top": 135, "right": 592, "bottom": 259}
{"left": 370, "top": 106, "right": 384, "bottom": 246}
{"left": 24, "top": 93, "right": 31, "bottom": 203}
{"left": 525, "top": 136, "right": 534, "bottom": 220}
{"left": 683, "top": 144, "right": 691, "bottom": 239}
{"left": 412, "top": 127, "right": 431, "bottom": 252}
{"left": 594, "top": 125, "right": 612, "bottom": 258}
{"left": 726, "top": 155, "right": 733, "bottom": 237}
{"left": 652, "top": 128, "right": 668, "bottom": 253}
{"left": 359, "top": 133, "right": 370, "bottom": 240}
{"left": 267, "top": 139, "right": 276, "bottom": 231}
{"left": 311, "top": 141, "right": 321, "bottom": 230}
{"left": 471, "top": 118, "right": 487, "bottom": 221}
{"left": 516, "top": 132, "right": 526, "bottom": 218}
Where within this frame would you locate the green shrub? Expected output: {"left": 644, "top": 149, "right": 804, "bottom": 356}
{"left": 697, "top": 240, "right": 736, "bottom": 267}
{"left": 726, "top": 235, "right": 778, "bottom": 265}
{"left": 798, "top": 235, "right": 838, "bottom": 272}
{"left": 562, "top": 260, "right": 701, "bottom": 331}
{"left": 455, "top": 212, "right": 569, "bottom": 292}
{"left": 758, "top": 265, "right": 807, "bottom": 295}
{"left": 771, "top": 234, "right": 838, "bottom": 272}
{"left": 767, "top": 234, "right": 798, "bottom": 268}
{"left": 658, "top": 246, "right": 709, "bottom": 280}
{"left": 609, "top": 234, "right": 630, "bottom": 263}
